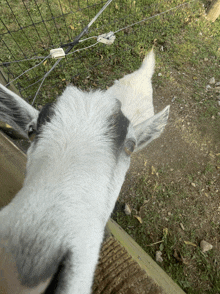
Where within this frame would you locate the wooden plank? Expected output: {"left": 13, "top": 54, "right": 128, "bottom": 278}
{"left": 0, "top": 131, "right": 26, "bottom": 208}
{"left": 206, "top": 0, "right": 220, "bottom": 22}
{"left": 107, "top": 219, "right": 186, "bottom": 294}
{"left": 93, "top": 236, "right": 166, "bottom": 294}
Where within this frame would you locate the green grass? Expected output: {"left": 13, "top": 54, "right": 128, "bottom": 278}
{"left": 114, "top": 169, "right": 220, "bottom": 293}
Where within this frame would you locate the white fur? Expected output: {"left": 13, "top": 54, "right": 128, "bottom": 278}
{"left": 0, "top": 50, "right": 170, "bottom": 294}
{"left": 106, "top": 49, "right": 155, "bottom": 126}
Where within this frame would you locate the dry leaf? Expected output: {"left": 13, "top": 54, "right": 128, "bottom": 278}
{"left": 124, "top": 203, "right": 131, "bottom": 215}
{"left": 43, "top": 60, "right": 47, "bottom": 66}
{"left": 163, "top": 228, "right": 168, "bottom": 238}
{"left": 151, "top": 166, "right": 156, "bottom": 174}
{"left": 134, "top": 215, "right": 142, "bottom": 224}
{"left": 151, "top": 166, "right": 159, "bottom": 177}
{"left": 180, "top": 223, "right": 185, "bottom": 231}
{"left": 184, "top": 241, "right": 197, "bottom": 247}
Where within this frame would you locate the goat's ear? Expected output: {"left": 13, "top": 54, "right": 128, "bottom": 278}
{"left": 0, "top": 84, "right": 39, "bottom": 139}
{"left": 134, "top": 105, "right": 170, "bottom": 152}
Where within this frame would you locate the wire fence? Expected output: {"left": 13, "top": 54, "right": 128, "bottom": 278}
{"left": 0, "top": 0, "right": 200, "bottom": 105}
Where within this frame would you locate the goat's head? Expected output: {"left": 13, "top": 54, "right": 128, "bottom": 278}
{"left": 0, "top": 50, "right": 170, "bottom": 294}
{"left": 0, "top": 50, "right": 169, "bottom": 190}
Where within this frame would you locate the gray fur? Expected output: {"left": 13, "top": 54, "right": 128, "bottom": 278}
{"left": 0, "top": 84, "right": 38, "bottom": 139}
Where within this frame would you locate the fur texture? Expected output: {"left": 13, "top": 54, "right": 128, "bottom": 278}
{"left": 0, "top": 50, "right": 170, "bottom": 294}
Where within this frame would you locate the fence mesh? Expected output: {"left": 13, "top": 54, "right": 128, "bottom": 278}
{"left": 0, "top": 0, "right": 199, "bottom": 105}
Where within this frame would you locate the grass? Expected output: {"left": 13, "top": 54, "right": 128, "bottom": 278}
{"left": 114, "top": 167, "right": 220, "bottom": 293}
{"left": 1, "top": 0, "right": 215, "bottom": 105}
{"left": 1, "top": 0, "right": 220, "bottom": 293}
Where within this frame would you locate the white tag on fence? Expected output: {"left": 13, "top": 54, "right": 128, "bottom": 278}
{"left": 50, "top": 48, "right": 65, "bottom": 59}
{"left": 97, "top": 32, "right": 115, "bottom": 45}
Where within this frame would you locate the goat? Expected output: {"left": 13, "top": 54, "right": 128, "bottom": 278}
{"left": 0, "top": 50, "right": 170, "bottom": 294}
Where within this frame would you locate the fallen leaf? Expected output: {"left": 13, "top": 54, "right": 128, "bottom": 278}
{"left": 151, "top": 166, "right": 159, "bottom": 177}
{"left": 163, "top": 228, "right": 168, "bottom": 238}
{"left": 69, "top": 25, "right": 74, "bottom": 30}
{"left": 151, "top": 166, "right": 156, "bottom": 174}
{"left": 180, "top": 223, "right": 185, "bottom": 231}
{"left": 184, "top": 241, "right": 197, "bottom": 247}
{"left": 134, "top": 215, "right": 143, "bottom": 224}
{"left": 43, "top": 60, "right": 47, "bottom": 66}
{"left": 124, "top": 203, "right": 131, "bottom": 215}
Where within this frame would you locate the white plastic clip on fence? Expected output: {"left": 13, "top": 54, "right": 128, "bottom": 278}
{"left": 97, "top": 32, "right": 115, "bottom": 45}
{"left": 50, "top": 48, "right": 65, "bottom": 59}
